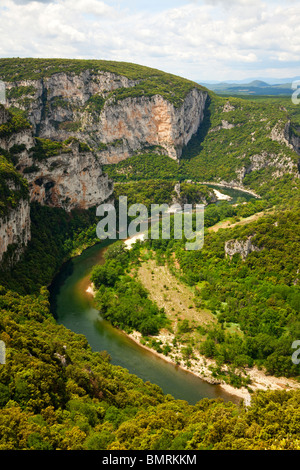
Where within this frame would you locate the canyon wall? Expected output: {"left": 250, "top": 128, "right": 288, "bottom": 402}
{"left": 1, "top": 67, "right": 208, "bottom": 265}
{"left": 5, "top": 71, "right": 208, "bottom": 162}
{"left": 0, "top": 107, "right": 31, "bottom": 264}
{"left": 0, "top": 198, "right": 31, "bottom": 266}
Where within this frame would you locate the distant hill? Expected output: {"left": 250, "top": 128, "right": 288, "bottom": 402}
{"left": 199, "top": 78, "right": 297, "bottom": 96}
{"left": 248, "top": 80, "right": 269, "bottom": 87}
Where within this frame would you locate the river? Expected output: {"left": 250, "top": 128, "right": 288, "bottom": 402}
{"left": 50, "top": 186, "right": 256, "bottom": 405}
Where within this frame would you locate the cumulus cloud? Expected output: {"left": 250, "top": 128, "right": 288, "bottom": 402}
{"left": 0, "top": 0, "right": 299, "bottom": 81}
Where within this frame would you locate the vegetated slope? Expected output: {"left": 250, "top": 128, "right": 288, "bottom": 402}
{"left": 0, "top": 202, "right": 100, "bottom": 295}
{"left": 140, "top": 204, "right": 300, "bottom": 381}
{"left": 2, "top": 58, "right": 299, "bottom": 200}
{"left": 0, "top": 58, "right": 203, "bottom": 107}
{"left": 112, "top": 179, "right": 217, "bottom": 211}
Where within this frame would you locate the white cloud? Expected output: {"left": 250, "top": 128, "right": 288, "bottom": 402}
{"left": 0, "top": 0, "right": 299, "bottom": 81}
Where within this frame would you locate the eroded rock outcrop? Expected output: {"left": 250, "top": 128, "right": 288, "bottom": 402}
{"left": 234, "top": 151, "right": 298, "bottom": 185}
{"left": 0, "top": 104, "right": 113, "bottom": 266}
{"left": 17, "top": 140, "right": 113, "bottom": 211}
{"left": 225, "top": 236, "right": 261, "bottom": 260}
{"left": 0, "top": 198, "right": 31, "bottom": 266}
{"left": 0, "top": 107, "right": 31, "bottom": 265}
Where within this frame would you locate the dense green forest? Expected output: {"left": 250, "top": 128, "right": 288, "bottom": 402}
{"left": 91, "top": 243, "right": 168, "bottom": 336}
{"left": 112, "top": 180, "right": 216, "bottom": 210}
{"left": 144, "top": 206, "right": 300, "bottom": 377}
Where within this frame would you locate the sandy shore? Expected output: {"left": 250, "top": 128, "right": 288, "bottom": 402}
{"left": 86, "top": 284, "right": 95, "bottom": 296}
{"left": 124, "top": 233, "right": 145, "bottom": 250}
{"left": 212, "top": 189, "right": 232, "bottom": 201}
{"left": 127, "top": 329, "right": 250, "bottom": 404}
{"left": 126, "top": 330, "right": 300, "bottom": 406}
{"left": 197, "top": 181, "right": 261, "bottom": 199}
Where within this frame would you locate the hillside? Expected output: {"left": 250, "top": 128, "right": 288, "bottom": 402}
{"left": 1, "top": 58, "right": 299, "bottom": 200}
{"left": 1, "top": 281, "right": 300, "bottom": 450}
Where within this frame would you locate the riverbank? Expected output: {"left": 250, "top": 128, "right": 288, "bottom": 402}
{"left": 125, "top": 327, "right": 300, "bottom": 406}
{"left": 212, "top": 189, "right": 232, "bottom": 201}
{"left": 85, "top": 281, "right": 246, "bottom": 403}
{"left": 84, "top": 225, "right": 300, "bottom": 406}
{"left": 127, "top": 329, "right": 252, "bottom": 405}
{"left": 86, "top": 281, "right": 300, "bottom": 406}
{"left": 198, "top": 181, "right": 261, "bottom": 199}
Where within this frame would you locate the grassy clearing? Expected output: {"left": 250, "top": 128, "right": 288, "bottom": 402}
{"left": 208, "top": 209, "right": 273, "bottom": 233}
{"left": 136, "top": 257, "right": 215, "bottom": 338}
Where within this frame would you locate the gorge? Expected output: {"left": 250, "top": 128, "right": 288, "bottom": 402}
{"left": 0, "top": 59, "right": 300, "bottom": 451}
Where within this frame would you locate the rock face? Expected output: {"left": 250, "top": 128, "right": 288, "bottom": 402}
{"left": 286, "top": 122, "right": 300, "bottom": 172}
{"left": 0, "top": 198, "right": 31, "bottom": 266}
{"left": 0, "top": 105, "right": 113, "bottom": 212}
{"left": 209, "top": 120, "right": 235, "bottom": 133}
{"left": 0, "top": 103, "right": 113, "bottom": 266}
{"left": 234, "top": 151, "right": 298, "bottom": 185}
{"left": 17, "top": 141, "right": 113, "bottom": 211}
{"left": 225, "top": 236, "right": 261, "bottom": 260}
{"left": 98, "top": 89, "right": 207, "bottom": 162}
{"left": 5, "top": 71, "right": 208, "bottom": 162}
{"left": 0, "top": 106, "right": 31, "bottom": 265}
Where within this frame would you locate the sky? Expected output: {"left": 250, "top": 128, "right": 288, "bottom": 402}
{"left": 0, "top": 0, "right": 299, "bottom": 83}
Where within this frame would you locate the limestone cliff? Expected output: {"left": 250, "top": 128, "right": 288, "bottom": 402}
{"left": 17, "top": 139, "right": 113, "bottom": 212}
{"left": 0, "top": 104, "right": 113, "bottom": 265}
{"left": 225, "top": 236, "right": 261, "bottom": 260}
{"left": 0, "top": 105, "right": 113, "bottom": 212}
{"left": 5, "top": 70, "right": 208, "bottom": 162}
{"left": 0, "top": 198, "right": 31, "bottom": 266}
{"left": 0, "top": 107, "right": 31, "bottom": 265}
{"left": 0, "top": 61, "right": 209, "bottom": 266}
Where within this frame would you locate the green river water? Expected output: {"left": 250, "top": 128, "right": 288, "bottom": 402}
{"left": 50, "top": 186, "right": 255, "bottom": 405}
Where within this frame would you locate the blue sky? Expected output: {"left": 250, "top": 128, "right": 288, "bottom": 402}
{"left": 0, "top": 0, "right": 299, "bottom": 83}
